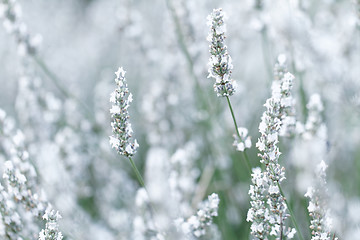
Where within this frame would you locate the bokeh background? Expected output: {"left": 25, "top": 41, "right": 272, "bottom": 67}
{"left": 0, "top": 0, "right": 360, "bottom": 239}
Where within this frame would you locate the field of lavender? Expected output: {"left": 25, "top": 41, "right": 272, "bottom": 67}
{"left": 0, "top": 0, "right": 359, "bottom": 239}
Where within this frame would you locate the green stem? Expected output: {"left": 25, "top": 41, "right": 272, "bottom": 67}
{"left": 225, "top": 96, "right": 252, "bottom": 175}
{"left": 277, "top": 182, "right": 305, "bottom": 240}
{"left": 128, "top": 157, "right": 146, "bottom": 189}
{"left": 31, "top": 55, "right": 95, "bottom": 122}
{"left": 260, "top": 28, "right": 273, "bottom": 85}
{"left": 164, "top": 0, "right": 210, "bottom": 112}
{"left": 128, "top": 157, "right": 161, "bottom": 233}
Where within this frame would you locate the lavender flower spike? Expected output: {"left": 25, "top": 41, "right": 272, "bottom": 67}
{"left": 38, "top": 206, "right": 63, "bottom": 240}
{"left": 110, "top": 67, "right": 139, "bottom": 157}
{"left": 248, "top": 71, "right": 297, "bottom": 239}
{"left": 207, "top": 8, "right": 236, "bottom": 97}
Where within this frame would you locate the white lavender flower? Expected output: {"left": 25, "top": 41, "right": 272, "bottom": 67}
{"left": 273, "top": 55, "right": 296, "bottom": 137}
{"left": 0, "top": 183, "right": 23, "bottom": 239}
{"left": 305, "top": 161, "right": 337, "bottom": 240}
{"left": 248, "top": 71, "right": 296, "bottom": 239}
{"left": 38, "top": 206, "right": 63, "bottom": 240}
{"left": 0, "top": 110, "right": 63, "bottom": 239}
{"left": 110, "top": 67, "right": 139, "bottom": 157}
{"left": 175, "top": 193, "right": 220, "bottom": 238}
{"left": 233, "top": 127, "right": 252, "bottom": 152}
{"left": 207, "top": 8, "right": 236, "bottom": 97}
{"left": 247, "top": 167, "right": 271, "bottom": 239}
{"left": 0, "top": 0, "right": 42, "bottom": 56}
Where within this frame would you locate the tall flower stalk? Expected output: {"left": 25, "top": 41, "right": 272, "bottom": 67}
{"left": 248, "top": 70, "right": 303, "bottom": 240}
{"left": 109, "top": 67, "right": 143, "bottom": 187}
{"left": 207, "top": 8, "right": 251, "bottom": 173}
{"left": 302, "top": 94, "right": 337, "bottom": 240}
{"left": 207, "top": 8, "right": 236, "bottom": 98}
{"left": 305, "top": 161, "right": 336, "bottom": 240}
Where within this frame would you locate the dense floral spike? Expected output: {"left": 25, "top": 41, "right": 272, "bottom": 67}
{"left": 248, "top": 71, "right": 296, "bottom": 239}
{"left": 38, "top": 206, "right": 63, "bottom": 240}
{"left": 110, "top": 67, "right": 139, "bottom": 157}
{"left": 0, "top": 183, "right": 23, "bottom": 239}
{"left": 247, "top": 167, "right": 271, "bottom": 238}
{"left": 305, "top": 161, "right": 337, "bottom": 240}
{"left": 303, "top": 94, "right": 325, "bottom": 139}
{"left": 175, "top": 193, "right": 220, "bottom": 238}
{"left": 302, "top": 95, "right": 336, "bottom": 240}
{"left": 273, "top": 55, "right": 296, "bottom": 137}
{"left": 207, "top": 8, "right": 236, "bottom": 97}
{"left": 0, "top": 109, "right": 63, "bottom": 239}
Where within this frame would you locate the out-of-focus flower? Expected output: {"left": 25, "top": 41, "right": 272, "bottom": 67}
{"left": 233, "top": 127, "right": 252, "bottom": 152}
{"left": 175, "top": 193, "right": 220, "bottom": 238}
{"left": 0, "top": 0, "right": 42, "bottom": 56}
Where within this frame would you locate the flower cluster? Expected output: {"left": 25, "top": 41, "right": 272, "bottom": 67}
{"left": 0, "top": 109, "right": 63, "bottom": 239}
{"left": 303, "top": 94, "right": 326, "bottom": 140}
{"left": 0, "top": 183, "right": 23, "bottom": 239}
{"left": 175, "top": 193, "right": 220, "bottom": 238}
{"left": 248, "top": 71, "right": 296, "bottom": 239}
{"left": 247, "top": 167, "right": 271, "bottom": 238}
{"left": 0, "top": 0, "right": 42, "bottom": 56}
{"left": 273, "top": 55, "right": 296, "bottom": 137}
{"left": 2, "top": 132, "right": 46, "bottom": 219}
{"left": 110, "top": 67, "right": 139, "bottom": 157}
{"left": 233, "top": 127, "right": 252, "bottom": 152}
{"left": 38, "top": 206, "right": 63, "bottom": 240}
{"left": 305, "top": 161, "right": 336, "bottom": 240}
{"left": 207, "top": 8, "right": 236, "bottom": 97}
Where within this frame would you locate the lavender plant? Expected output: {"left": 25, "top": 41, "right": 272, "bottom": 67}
{"left": 248, "top": 66, "right": 300, "bottom": 239}
{"left": 207, "top": 8, "right": 236, "bottom": 97}
{"left": 207, "top": 8, "right": 251, "bottom": 172}
{"left": 109, "top": 67, "right": 146, "bottom": 194}
{"left": 110, "top": 67, "right": 139, "bottom": 158}
{"left": 175, "top": 193, "right": 220, "bottom": 238}
{"left": 0, "top": 109, "right": 63, "bottom": 240}
{"left": 305, "top": 161, "right": 335, "bottom": 240}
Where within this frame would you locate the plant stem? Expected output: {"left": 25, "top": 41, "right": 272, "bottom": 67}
{"left": 225, "top": 96, "right": 252, "bottom": 175}
{"left": 128, "top": 157, "right": 146, "bottom": 189}
{"left": 128, "top": 157, "right": 161, "bottom": 234}
{"left": 260, "top": 27, "right": 273, "bottom": 85}
{"left": 277, "top": 182, "right": 305, "bottom": 240}
{"left": 31, "top": 55, "right": 95, "bottom": 122}
{"left": 164, "top": 0, "right": 211, "bottom": 112}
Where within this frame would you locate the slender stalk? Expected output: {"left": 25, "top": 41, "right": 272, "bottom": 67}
{"left": 277, "top": 182, "right": 305, "bottom": 240}
{"left": 128, "top": 157, "right": 146, "bottom": 189}
{"left": 31, "top": 55, "right": 95, "bottom": 122}
{"left": 164, "top": 0, "right": 212, "bottom": 113}
{"left": 225, "top": 96, "right": 252, "bottom": 174}
{"left": 191, "top": 165, "right": 215, "bottom": 208}
{"left": 128, "top": 157, "right": 159, "bottom": 229}
{"left": 287, "top": 1, "right": 308, "bottom": 122}
{"left": 260, "top": 28, "right": 274, "bottom": 85}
